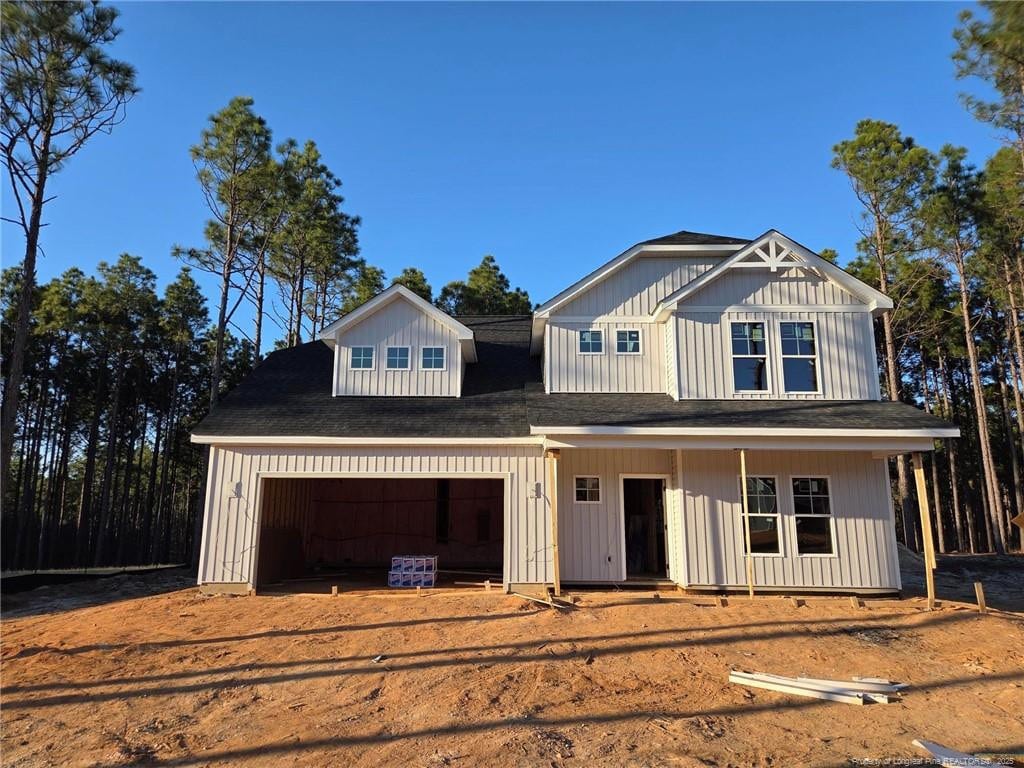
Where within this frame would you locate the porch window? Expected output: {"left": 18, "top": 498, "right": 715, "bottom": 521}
{"left": 731, "top": 322, "right": 768, "bottom": 391}
{"left": 351, "top": 346, "right": 374, "bottom": 369}
{"left": 579, "top": 329, "right": 603, "bottom": 354}
{"left": 741, "top": 476, "right": 781, "bottom": 554}
{"left": 386, "top": 346, "right": 410, "bottom": 370}
{"left": 422, "top": 347, "right": 446, "bottom": 370}
{"left": 574, "top": 476, "right": 601, "bottom": 503}
{"left": 780, "top": 322, "right": 819, "bottom": 393}
{"left": 616, "top": 329, "right": 641, "bottom": 354}
{"left": 792, "top": 477, "right": 834, "bottom": 555}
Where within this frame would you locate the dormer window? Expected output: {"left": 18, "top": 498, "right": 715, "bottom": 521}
{"left": 386, "top": 346, "right": 410, "bottom": 370}
{"left": 579, "top": 329, "right": 603, "bottom": 355}
{"left": 351, "top": 346, "right": 375, "bottom": 370}
{"left": 422, "top": 347, "right": 446, "bottom": 370}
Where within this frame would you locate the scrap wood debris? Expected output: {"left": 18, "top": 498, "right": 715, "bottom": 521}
{"left": 729, "top": 670, "right": 906, "bottom": 705}
{"left": 912, "top": 738, "right": 995, "bottom": 767}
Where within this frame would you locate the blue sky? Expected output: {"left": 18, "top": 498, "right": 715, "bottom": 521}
{"left": 1, "top": 1, "right": 999, "bottom": 341}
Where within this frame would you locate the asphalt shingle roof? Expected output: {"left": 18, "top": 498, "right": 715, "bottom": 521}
{"left": 193, "top": 315, "right": 955, "bottom": 438}
{"left": 526, "top": 388, "right": 953, "bottom": 432}
{"left": 192, "top": 316, "right": 539, "bottom": 438}
{"left": 639, "top": 230, "right": 750, "bottom": 246}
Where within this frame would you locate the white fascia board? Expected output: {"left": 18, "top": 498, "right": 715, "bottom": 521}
{"left": 319, "top": 284, "right": 476, "bottom": 344}
{"left": 540, "top": 435, "right": 943, "bottom": 453}
{"left": 530, "top": 425, "right": 959, "bottom": 438}
{"left": 652, "top": 230, "right": 894, "bottom": 322}
{"left": 191, "top": 434, "right": 545, "bottom": 446}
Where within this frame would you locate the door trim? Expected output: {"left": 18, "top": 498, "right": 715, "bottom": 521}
{"left": 619, "top": 473, "right": 671, "bottom": 580}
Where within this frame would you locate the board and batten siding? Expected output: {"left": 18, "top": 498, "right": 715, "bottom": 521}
{"left": 333, "top": 298, "right": 462, "bottom": 397}
{"left": 557, "top": 448, "right": 673, "bottom": 581}
{"left": 547, "top": 321, "right": 665, "bottom": 393}
{"left": 198, "top": 444, "right": 550, "bottom": 588}
{"left": 674, "top": 309, "right": 879, "bottom": 400}
{"left": 678, "top": 449, "right": 900, "bottom": 590}
{"left": 684, "top": 266, "right": 862, "bottom": 307}
{"left": 555, "top": 255, "right": 722, "bottom": 317}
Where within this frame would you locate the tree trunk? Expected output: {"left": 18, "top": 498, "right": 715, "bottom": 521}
{"left": 93, "top": 364, "right": 126, "bottom": 565}
{"left": 956, "top": 273, "right": 1007, "bottom": 554}
{"left": 1, "top": 135, "right": 51, "bottom": 496}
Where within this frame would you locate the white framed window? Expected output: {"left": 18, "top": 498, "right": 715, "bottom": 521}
{"left": 792, "top": 477, "right": 836, "bottom": 555}
{"left": 574, "top": 476, "right": 601, "bottom": 503}
{"left": 739, "top": 475, "right": 781, "bottom": 555}
{"left": 350, "top": 346, "right": 374, "bottom": 370}
{"left": 578, "top": 329, "right": 603, "bottom": 355}
{"left": 615, "top": 329, "right": 641, "bottom": 355}
{"left": 731, "top": 322, "right": 768, "bottom": 392}
{"left": 386, "top": 346, "right": 410, "bottom": 370}
{"left": 780, "top": 321, "right": 819, "bottom": 393}
{"left": 421, "top": 346, "right": 446, "bottom": 370}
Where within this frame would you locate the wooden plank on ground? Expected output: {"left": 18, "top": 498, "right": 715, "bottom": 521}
{"left": 911, "top": 739, "right": 988, "bottom": 767}
{"left": 728, "top": 671, "right": 877, "bottom": 705}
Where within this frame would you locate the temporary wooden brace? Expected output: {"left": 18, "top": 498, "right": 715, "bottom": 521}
{"left": 739, "top": 449, "right": 755, "bottom": 600}
{"left": 974, "top": 581, "right": 987, "bottom": 614}
{"left": 331, "top": 585, "right": 339, "bottom": 596}
{"left": 911, "top": 452, "right": 937, "bottom": 609}
{"left": 545, "top": 449, "right": 562, "bottom": 597}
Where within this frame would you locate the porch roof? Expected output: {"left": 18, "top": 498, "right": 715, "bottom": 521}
{"left": 526, "top": 388, "right": 959, "bottom": 439}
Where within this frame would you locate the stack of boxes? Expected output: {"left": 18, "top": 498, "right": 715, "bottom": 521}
{"left": 388, "top": 555, "right": 438, "bottom": 588}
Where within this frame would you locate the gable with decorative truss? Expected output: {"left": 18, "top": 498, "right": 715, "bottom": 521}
{"left": 652, "top": 230, "right": 893, "bottom": 321}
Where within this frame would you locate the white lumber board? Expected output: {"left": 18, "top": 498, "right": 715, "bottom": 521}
{"left": 797, "top": 675, "right": 905, "bottom": 693}
{"left": 728, "top": 671, "right": 868, "bottom": 705}
{"left": 911, "top": 739, "right": 990, "bottom": 767}
{"left": 733, "top": 671, "right": 891, "bottom": 701}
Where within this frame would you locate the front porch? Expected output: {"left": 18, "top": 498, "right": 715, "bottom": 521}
{"left": 546, "top": 445, "right": 911, "bottom": 595}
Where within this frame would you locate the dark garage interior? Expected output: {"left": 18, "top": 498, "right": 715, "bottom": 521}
{"left": 255, "top": 477, "right": 504, "bottom": 586}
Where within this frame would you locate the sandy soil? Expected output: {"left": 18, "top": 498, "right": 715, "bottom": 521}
{"left": 2, "top": 569, "right": 1023, "bottom": 768}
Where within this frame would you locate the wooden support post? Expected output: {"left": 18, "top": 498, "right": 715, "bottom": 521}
{"left": 974, "top": 581, "right": 987, "bottom": 614}
{"left": 331, "top": 585, "right": 338, "bottom": 597}
{"left": 911, "top": 452, "right": 937, "bottom": 610}
{"left": 545, "top": 449, "right": 562, "bottom": 597}
{"left": 739, "top": 448, "right": 755, "bottom": 600}
{"left": 484, "top": 579, "right": 492, "bottom": 592}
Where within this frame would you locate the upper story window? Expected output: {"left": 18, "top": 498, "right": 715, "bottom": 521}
{"left": 422, "top": 347, "right": 446, "bottom": 370}
{"left": 741, "top": 476, "right": 781, "bottom": 554}
{"left": 616, "top": 329, "right": 641, "bottom": 355}
{"left": 731, "top": 322, "right": 768, "bottom": 391}
{"left": 386, "top": 346, "right": 410, "bottom": 370}
{"left": 574, "top": 476, "right": 601, "bottom": 503}
{"left": 579, "top": 329, "right": 603, "bottom": 355}
{"left": 350, "top": 346, "right": 374, "bottom": 370}
{"left": 780, "top": 322, "right": 819, "bottom": 393}
{"left": 792, "top": 477, "right": 835, "bottom": 555}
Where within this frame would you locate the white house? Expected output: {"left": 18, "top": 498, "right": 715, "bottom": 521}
{"left": 191, "top": 229, "right": 958, "bottom": 595}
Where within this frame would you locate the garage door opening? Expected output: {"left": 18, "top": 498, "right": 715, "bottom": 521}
{"left": 255, "top": 477, "right": 504, "bottom": 589}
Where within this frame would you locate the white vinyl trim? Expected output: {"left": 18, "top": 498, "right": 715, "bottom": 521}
{"left": 320, "top": 284, "right": 475, "bottom": 341}
{"left": 191, "top": 435, "right": 547, "bottom": 446}
{"left": 530, "top": 425, "right": 960, "bottom": 438}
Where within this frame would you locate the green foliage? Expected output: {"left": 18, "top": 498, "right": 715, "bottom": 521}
{"left": 832, "top": 119, "right": 934, "bottom": 264}
{"left": 435, "top": 255, "right": 532, "bottom": 315}
{"left": 817, "top": 248, "right": 839, "bottom": 264}
{"left": 339, "top": 265, "right": 386, "bottom": 316}
{"left": 1, "top": 0, "right": 139, "bottom": 184}
{"left": 392, "top": 268, "right": 433, "bottom": 302}
{"left": 954, "top": 2, "right": 1024, "bottom": 152}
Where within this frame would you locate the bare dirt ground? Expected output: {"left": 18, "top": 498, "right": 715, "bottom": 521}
{"left": 2, "top": 566, "right": 1023, "bottom": 768}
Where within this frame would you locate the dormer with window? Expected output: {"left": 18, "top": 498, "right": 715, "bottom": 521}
{"left": 318, "top": 284, "right": 477, "bottom": 397}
